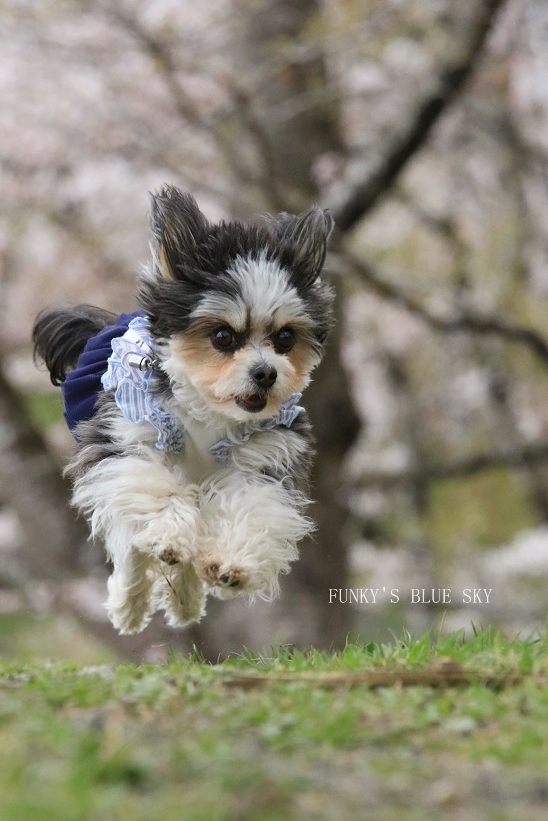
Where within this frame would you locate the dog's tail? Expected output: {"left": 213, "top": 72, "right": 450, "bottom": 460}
{"left": 32, "top": 305, "right": 117, "bottom": 386}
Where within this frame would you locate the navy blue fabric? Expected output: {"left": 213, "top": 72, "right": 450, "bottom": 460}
{"left": 62, "top": 311, "right": 144, "bottom": 431}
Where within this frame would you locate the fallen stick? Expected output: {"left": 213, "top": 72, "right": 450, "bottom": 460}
{"left": 222, "top": 664, "right": 530, "bottom": 691}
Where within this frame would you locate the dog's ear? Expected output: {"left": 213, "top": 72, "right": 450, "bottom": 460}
{"left": 273, "top": 206, "right": 334, "bottom": 287}
{"left": 149, "top": 186, "right": 209, "bottom": 280}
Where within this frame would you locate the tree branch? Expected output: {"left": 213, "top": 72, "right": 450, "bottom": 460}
{"left": 227, "top": 82, "right": 290, "bottom": 212}
{"left": 104, "top": 5, "right": 255, "bottom": 188}
{"left": 329, "top": 0, "right": 506, "bottom": 233}
{"left": 356, "top": 440, "right": 548, "bottom": 489}
{"left": 341, "top": 252, "right": 548, "bottom": 368}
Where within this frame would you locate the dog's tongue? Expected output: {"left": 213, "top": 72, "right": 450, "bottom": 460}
{"left": 237, "top": 393, "right": 267, "bottom": 413}
{"left": 246, "top": 394, "right": 265, "bottom": 407}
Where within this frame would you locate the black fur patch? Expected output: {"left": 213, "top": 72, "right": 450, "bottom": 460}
{"left": 283, "top": 410, "right": 315, "bottom": 494}
{"left": 65, "top": 392, "right": 126, "bottom": 483}
{"left": 33, "top": 305, "right": 117, "bottom": 386}
{"left": 140, "top": 187, "right": 335, "bottom": 346}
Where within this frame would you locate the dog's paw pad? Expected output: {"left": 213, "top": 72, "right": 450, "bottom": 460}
{"left": 205, "top": 564, "right": 243, "bottom": 589}
{"left": 219, "top": 573, "right": 241, "bottom": 588}
{"left": 133, "top": 529, "right": 195, "bottom": 564}
{"left": 157, "top": 546, "right": 180, "bottom": 565}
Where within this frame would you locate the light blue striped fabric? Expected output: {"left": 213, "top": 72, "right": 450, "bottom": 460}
{"left": 210, "top": 394, "right": 304, "bottom": 465}
{"left": 101, "top": 316, "right": 184, "bottom": 452}
{"left": 101, "top": 315, "right": 304, "bottom": 458}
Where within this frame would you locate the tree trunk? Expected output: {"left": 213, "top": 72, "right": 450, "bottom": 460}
{"left": 190, "top": 0, "right": 360, "bottom": 655}
{"left": 0, "top": 364, "right": 88, "bottom": 580}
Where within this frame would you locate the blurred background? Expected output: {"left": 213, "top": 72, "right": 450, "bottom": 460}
{"left": 1, "top": 0, "right": 547, "bottom": 663}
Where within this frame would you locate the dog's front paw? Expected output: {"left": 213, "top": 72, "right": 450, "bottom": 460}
{"left": 202, "top": 562, "right": 247, "bottom": 596}
{"left": 133, "top": 505, "right": 198, "bottom": 565}
{"left": 133, "top": 496, "right": 198, "bottom": 565}
{"left": 155, "top": 545, "right": 182, "bottom": 566}
{"left": 197, "top": 542, "right": 276, "bottom": 600}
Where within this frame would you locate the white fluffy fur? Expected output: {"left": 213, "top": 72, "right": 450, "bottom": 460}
{"left": 70, "top": 397, "right": 312, "bottom": 634}
{"left": 192, "top": 252, "right": 309, "bottom": 330}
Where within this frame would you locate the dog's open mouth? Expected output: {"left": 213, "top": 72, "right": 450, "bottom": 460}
{"left": 235, "top": 393, "right": 267, "bottom": 413}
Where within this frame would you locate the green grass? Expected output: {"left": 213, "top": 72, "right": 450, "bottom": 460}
{"left": 22, "top": 391, "right": 64, "bottom": 430}
{"left": 2, "top": 629, "right": 548, "bottom": 820}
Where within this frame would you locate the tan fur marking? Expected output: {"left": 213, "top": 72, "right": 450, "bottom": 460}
{"left": 170, "top": 330, "right": 315, "bottom": 413}
{"left": 171, "top": 335, "right": 235, "bottom": 394}
{"left": 158, "top": 244, "right": 172, "bottom": 280}
{"left": 287, "top": 341, "right": 320, "bottom": 384}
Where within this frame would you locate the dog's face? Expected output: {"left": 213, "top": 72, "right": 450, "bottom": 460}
{"left": 139, "top": 187, "right": 335, "bottom": 422}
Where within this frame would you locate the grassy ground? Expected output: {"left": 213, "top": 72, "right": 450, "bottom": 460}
{"left": 2, "top": 628, "right": 548, "bottom": 821}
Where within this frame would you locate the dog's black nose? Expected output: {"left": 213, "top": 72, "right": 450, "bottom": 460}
{"left": 251, "top": 363, "right": 277, "bottom": 389}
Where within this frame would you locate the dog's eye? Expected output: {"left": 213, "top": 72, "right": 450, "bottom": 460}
{"left": 272, "top": 327, "right": 295, "bottom": 354}
{"left": 211, "top": 326, "right": 238, "bottom": 352}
